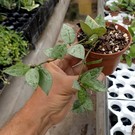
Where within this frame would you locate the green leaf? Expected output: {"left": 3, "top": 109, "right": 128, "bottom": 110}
{"left": 109, "top": 5, "right": 120, "bottom": 11}
{"left": 21, "top": 4, "right": 39, "bottom": 11}
{"left": 44, "top": 44, "right": 67, "bottom": 59}
{"left": 127, "top": 6, "right": 133, "bottom": 11}
{"left": 80, "top": 21, "right": 92, "bottom": 36}
{"left": 132, "top": 36, "right": 135, "bottom": 43}
{"left": 128, "top": 27, "right": 134, "bottom": 37}
{"left": 95, "top": 14, "right": 105, "bottom": 27}
{"left": 0, "top": 14, "right": 6, "bottom": 21}
{"left": 92, "top": 27, "right": 106, "bottom": 37}
{"left": 125, "top": 55, "right": 132, "bottom": 67}
{"left": 85, "top": 59, "right": 102, "bottom": 65}
{"left": 131, "top": 20, "right": 135, "bottom": 27}
{"left": 25, "top": 68, "right": 39, "bottom": 89}
{"left": 3, "top": 63, "right": 30, "bottom": 76}
{"left": 67, "top": 44, "right": 85, "bottom": 59}
{"left": 80, "top": 67, "right": 103, "bottom": 81}
{"left": 85, "top": 15, "right": 99, "bottom": 29}
{"left": 129, "top": 44, "right": 135, "bottom": 57}
{"left": 131, "top": 0, "right": 135, "bottom": 5}
{"left": 60, "top": 24, "right": 76, "bottom": 44}
{"left": 78, "top": 88, "right": 88, "bottom": 104}
{"left": 81, "top": 79, "right": 107, "bottom": 92}
{"left": 85, "top": 34, "right": 98, "bottom": 45}
{"left": 79, "top": 68, "right": 106, "bottom": 92}
{"left": 38, "top": 67, "right": 52, "bottom": 95}
{"left": 72, "top": 98, "right": 93, "bottom": 113}
{"left": 72, "top": 80, "right": 81, "bottom": 91}
{"left": 44, "top": 48, "right": 53, "bottom": 58}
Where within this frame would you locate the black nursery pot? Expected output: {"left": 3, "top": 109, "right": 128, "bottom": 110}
{"left": 0, "top": 0, "right": 59, "bottom": 47}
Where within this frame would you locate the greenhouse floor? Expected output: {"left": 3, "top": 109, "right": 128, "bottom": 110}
{"left": 46, "top": 111, "right": 96, "bottom": 135}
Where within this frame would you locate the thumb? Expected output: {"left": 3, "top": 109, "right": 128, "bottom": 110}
{"left": 64, "top": 75, "right": 79, "bottom": 94}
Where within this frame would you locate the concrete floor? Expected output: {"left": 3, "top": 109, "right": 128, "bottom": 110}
{"left": 46, "top": 111, "right": 96, "bottom": 135}
{"left": 46, "top": 95, "right": 97, "bottom": 135}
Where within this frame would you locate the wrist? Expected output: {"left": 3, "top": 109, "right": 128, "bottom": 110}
{"left": 20, "top": 88, "right": 53, "bottom": 134}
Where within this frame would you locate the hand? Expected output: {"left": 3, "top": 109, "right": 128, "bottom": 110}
{"left": 34, "top": 56, "right": 105, "bottom": 125}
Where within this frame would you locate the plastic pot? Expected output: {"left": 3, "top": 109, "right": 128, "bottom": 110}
{"left": 86, "top": 22, "right": 132, "bottom": 75}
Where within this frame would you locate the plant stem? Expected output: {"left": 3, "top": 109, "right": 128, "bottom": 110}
{"left": 78, "top": 48, "right": 92, "bottom": 80}
{"left": 73, "top": 38, "right": 87, "bottom": 46}
{"left": 78, "top": 41, "right": 98, "bottom": 80}
{"left": 30, "top": 59, "right": 56, "bottom": 68}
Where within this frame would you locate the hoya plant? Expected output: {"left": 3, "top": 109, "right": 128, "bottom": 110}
{"left": 122, "top": 19, "right": 135, "bottom": 66}
{"left": 108, "top": 0, "right": 135, "bottom": 14}
{"left": 3, "top": 15, "right": 107, "bottom": 113}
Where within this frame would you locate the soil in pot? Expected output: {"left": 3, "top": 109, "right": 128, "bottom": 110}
{"left": 77, "top": 22, "right": 132, "bottom": 75}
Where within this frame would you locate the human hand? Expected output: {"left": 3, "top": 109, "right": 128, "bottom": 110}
{"left": 35, "top": 56, "right": 105, "bottom": 125}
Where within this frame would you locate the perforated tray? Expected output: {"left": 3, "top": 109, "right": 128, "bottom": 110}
{"left": 108, "top": 99, "right": 135, "bottom": 135}
{"left": 107, "top": 63, "right": 135, "bottom": 101}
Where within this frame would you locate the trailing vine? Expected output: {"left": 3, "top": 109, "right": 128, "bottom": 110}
{"left": 3, "top": 15, "right": 107, "bottom": 113}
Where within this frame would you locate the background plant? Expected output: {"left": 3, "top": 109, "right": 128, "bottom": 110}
{"left": 122, "top": 19, "right": 135, "bottom": 66}
{"left": 108, "top": 0, "right": 135, "bottom": 14}
{"left": 3, "top": 15, "right": 107, "bottom": 113}
{"left": 0, "top": 0, "right": 47, "bottom": 11}
{"left": 0, "top": 25, "right": 28, "bottom": 84}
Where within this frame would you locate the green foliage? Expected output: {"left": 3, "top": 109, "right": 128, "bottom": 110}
{"left": 38, "top": 67, "right": 52, "bottom": 95}
{"left": 95, "top": 15, "right": 106, "bottom": 27}
{"left": 73, "top": 88, "right": 93, "bottom": 113}
{"left": 109, "top": 0, "right": 135, "bottom": 14}
{"left": 3, "top": 63, "right": 30, "bottom": 76}
{"left": 0, "top": 0, "right": 46, "bottom": 11}
{"left": 4, "top": 63, "right": 52, "bottom": 94}
{"left": 85, "top": 34, "right": 98, "bottom": 45}
{"left": 0, "top": 14, "right": 7, "bottom": 21}
{"left": 85, "top": 15, "right": 99, "bottom": 29}
{"left": 45, "top": 44, "right": 67, "bottom": 59}
{"left": 80, "top": 15, "right": 106, "bottom": 46}
{"left": 67, "top": 44, "right": 85, "bottom": 59}
{"left": 60, "top": 24, "right": 76, "bottom": 44}
{"left": 25, "top": 68, "right": 39, "bottom": 89}
{"left": 20, "top": 0, "right": 39, "bottom": 11}
{"left": 72, "top": 68, "right": 107, "bottom": 112}
{"left": 4, "top": 15, "right": 107, "bottom": 113}
{"left": 0, "top": 0, "right": 17, "bottom": 10}
{"left": 123, "top": 20, "right": 135, "bottom": 66}
{"left": 79, "top": 68, "right": 107, "bottom": 92}
{"left": 0, "top": 25, "right": 28, "bottom": 66}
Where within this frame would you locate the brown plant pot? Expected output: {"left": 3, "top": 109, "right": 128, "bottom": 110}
{"left": 86, "top": 22, "right": 132, "bottom": 75}
{"left": 110, "top": 11, "right": 119, "bottom": 17}
{"left": 123, "top": 17, "right": 132, "bottom": 25}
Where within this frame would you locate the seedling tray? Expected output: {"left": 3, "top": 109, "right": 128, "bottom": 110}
{"left": 108, "top": 99, "right": 135, "bottom": 135}
{"left": 107, "top": 63, "right": 135, "bottom": 135}
{"left": 107, "top": 63, "right": 135, "bottom": 101}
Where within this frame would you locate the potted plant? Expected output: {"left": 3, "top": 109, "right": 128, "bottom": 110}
{"left": 76, "top": 15, "right": 132, "bottom": 75}
{"left": 3, "top": 16, "right": 109, "bottom": 113}
{"left": 105, "top": 0, "right": 135, "bottom": 15}
{"left": 123, "top": 16, "right": 132, "bottom": 25}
